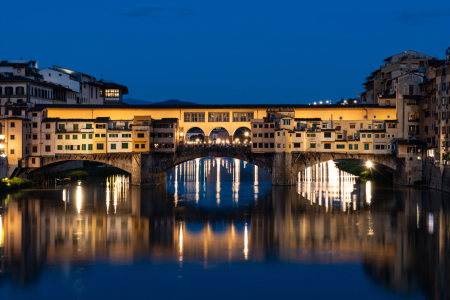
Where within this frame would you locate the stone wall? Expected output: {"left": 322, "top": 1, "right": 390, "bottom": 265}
{"left": 424, "top": 162, "right": 450, "bottom": 193}
{"left": 0, "top": 156, "right": 7, "bottom": 179}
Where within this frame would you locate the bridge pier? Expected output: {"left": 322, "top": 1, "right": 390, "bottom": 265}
{"left": 132, "top": 153, "right": 167, "bottom": 185}
{"left": 271, "top": 152, "right": 297, "bottom": 186}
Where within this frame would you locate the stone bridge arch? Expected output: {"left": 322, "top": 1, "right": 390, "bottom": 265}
{"left": 290, "top": 152, "right": 405, "bottom": 184}
{"left": 26, "top": 153, "right": 135, "bottom": 182}
{"left": 136, "top": 147, "right": 274, "bottom": 185}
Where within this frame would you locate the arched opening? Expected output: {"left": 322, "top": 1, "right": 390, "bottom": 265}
{"left": 232, "top": 127, "right": 251, "bottom": 146}
{"left": 166, "top": 157, "right": 272, "bottom": 209}
{"left": 185, "top": 127, "right": 205, "bottom": 145}
{"left": 208, "top": 127, "right": 230, "bottom": 146}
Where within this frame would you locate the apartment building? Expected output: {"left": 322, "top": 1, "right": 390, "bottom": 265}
{"left": 360, "top": 50, "right": 436, "bottom": 105}
{"left": 152, "top": 118, "right": 179, "bottom": 152}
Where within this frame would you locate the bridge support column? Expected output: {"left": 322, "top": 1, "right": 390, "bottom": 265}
{"left": 393, "top": 157, "right": 424, "bottom": 186}
{"left": 131, "top": 152, "right": 166, "bottom": 185}
{"left": 271, "top": 152, "right": 296, "bottom": 186}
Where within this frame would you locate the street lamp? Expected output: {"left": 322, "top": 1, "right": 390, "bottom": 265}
{"left": 366, "top": 161, "right": 373, "bottom": 168}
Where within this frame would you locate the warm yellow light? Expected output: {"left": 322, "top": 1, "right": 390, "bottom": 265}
{"left": 179, "top": 132, "right": 183, "bottom": 136}
{"left": 366, "top": 161, "right": 373, "bottom": 168}
{"left": 0, "top": 135, "right": 5, "bottom": 139}
{"left": 196, "top": 139, "right": 199, "bottom": 142}
{"left": 245, "top": 132, "right": 249, "bottom": 136}
{"left": 0, "top": 144, "right": 4, "bottom": 149}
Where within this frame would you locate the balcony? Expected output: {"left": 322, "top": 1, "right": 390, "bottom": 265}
{"left": 81, "top": 128, "right": 94, "bottom": 133}
{"left": 132, "top": 126, "right": 148, "bottom": 131}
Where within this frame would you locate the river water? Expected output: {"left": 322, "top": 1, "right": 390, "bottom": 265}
{"left": 0, "top": 158, "right": 448, "bottom": 300}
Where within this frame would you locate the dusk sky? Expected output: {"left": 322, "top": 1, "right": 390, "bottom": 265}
{"left": 2, "top": 0, "right": 450, "bottom": 104}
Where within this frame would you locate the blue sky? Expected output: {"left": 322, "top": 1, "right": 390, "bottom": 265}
{"left": 2, "top": 0, "right": 449, "bottom": 104}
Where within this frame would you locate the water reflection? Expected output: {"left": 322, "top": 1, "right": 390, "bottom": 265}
{"left": 0, "top": 158, "right": 448, "bottom": 299}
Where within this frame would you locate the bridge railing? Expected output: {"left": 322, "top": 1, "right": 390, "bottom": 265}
{"left": 176, "top": 145, "right": 252, "bottom": 155}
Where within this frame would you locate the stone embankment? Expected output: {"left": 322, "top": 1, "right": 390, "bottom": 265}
{"left": 424, "top": 162, "right": 450, "bottom": 193}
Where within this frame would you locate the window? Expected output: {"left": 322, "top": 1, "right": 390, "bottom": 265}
{"left": 294, "top": 143, "right": 300, "bottom": 148}
{"left": 270, "top": 143, "right": 274, "bottom": 148}
{"left": 259, "top": 143, "right": 263, "bottom": 148}
{"left": 264, "top": 133, "right": 268, "bottom": 138}
{"left": 10, "top": 122, "right": 15, "bottom": 128}
{"left": 253, "top": 124, "right": 257, "bottom": 128}
{"left": 259, "top": 124, "right": 263, "bottom": 128}
{"left": 232, "top": 112, "right": 254, "bottom": 122}
{"left": 32, "top": 146, "right": 37, "bottom": 153}
{"left": 58, "top": 124, "right": 65, "bottom": 130}
{"left": 95, "top": 134, "right": 100, "bottom": 138}
{"left": 89, "top": 134, "right": 93, "bottom": 139}
{"left": 88, "top": 144, "right": 93, "bottom": 150}
{"left": 45, "top": 145, "right": 51, "bottom": 152}
{"left": 82, "top": 134, "right": 86, "bottom": 139}
{"left": 400, "top": 64, "right": 406, "bottom": 68}
{"left": 141, "top": 144, "right": 145, "bottom": 149}
{"left": 5, "top": 87, "right": 13, "bottom": 95}
{"left": 349, "top": 144, "right": 353, "bottom": 150}
{"left": 65, "top": 134, "right": 70, "bottom": 139}
{"left": 373, "top": 115, "right": 377, "bottom": 119}
{"left": 337, "top": 135, "right": 342, "bottom": 139}
{"left": 73, "top": 124, "right": 78, "bottom": 131}
{"left": 270, "top": 133, "right": 274, "bottom": 138}
{"left": 354, "top": 144, "right": 358, "bottom": 150}
{"left": 296, "top": 133, "right": 301, "bottom": 137}
{"left": 109, "top": 134, "right": 118, "bottom": 138}
{"left": 96, "top": 124, "right": 105, "bottom": 129}
{"left": 82, "top": 144, "right": 86, "bottom": 150}
{"left": 32, "top": 122, "right": 38, "bottom": 128}
{"left": 368, "top": 126, "right": 372, "bottom": 129}
{"left": 264, "top": 143, "right": 269, "bottom": 148}
{"left": 324, "top": 143, "right": 331, "bottom": 149}
{"left": 307, "top": 134, "right": 316, "bottom": 137}
{"left": 253, "top": 133, "right": 257, "bottom": 138}
{"left": 105, "top": 89, "right": 120, "bottom": 97}
{"left": 360, "top": 124, "right": 363, "bottom": 129}
{"left": 46, "top": 134, "right": 50, "bottom": 140}
{"left": 364, "top": 143, "right": 369, "bottom": 150}
{"left": 9, "top": 134, "right": 15, "bottom": 140}
{"left": 73, "top": 135, "right": 78, "bottom": 139}
{"left": 362, "top": 134, "right": 366, "bottom": 138}
{"left": 368, "top": 134, "right": 372, "bottom": 138}
{"left": 324, "top": 132, "right": 331, "bottom": 138}
{"left": 208, "top": 112, "right": 229, "bottom": 122}
{"left": 336, "top": 144, "right": 345, "bottom": 149}
{"left": 283, "top": 119, "right": 291, "bottom": 126}
{"left": 122, "top": 143, "right": 128, "bottom": 149}
{"left": 101, "top": 134, "right": 106, "bottom": 138}
{"left": 32, "top": 135, "right": 37, "bottom": 140}
{"left": 310, "top": 143, "right": 316, "bottom": 148}
{"left": 86, "top": 124, "right": 92, "bottom": 129}
{"left": 122, "top": 134, "right": 131, "bottom": 138}
{"left": 10, "top": 149, "right": 14, "bottom": 155}
{"left": 57, "top": 145, "right": 63, "bottom": 150}
{"left": 46, "top": 123, "right": 51, "bottom": 129}
{"left": 135, "top": 144, "right": 140, "bottom": 149}
{"left": 137, "top": 133, "right": 145, "bottom": 138}
{"left": 58, "top": 135, "right": 62, "bottom": 140}
{"left": 258, "top": 133, "right": 262, "bottom": 137}
{"left": 253, "top": 143, "right": 257, "bottom": 148}
{"left": 277, "top": 144, "right": 281, "bottom": 148}
{"left": 111, "top": 144, "right": 116, "bottom": 150}
{"left": 184, "top": 112, "right": 205, "bottom": 122}
{"left": 65, "top": 145, "right": 71, "bottom": 150}
{"left": 97, "top": 143, "right": 104, "bottom": 150}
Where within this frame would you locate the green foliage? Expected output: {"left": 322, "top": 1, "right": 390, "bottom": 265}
{"left": 334, "top": 160, "right": 393, "bottom": 183}
{"left": 0, "top": 177, "right": 33, "bottom": 192}
{"left": 49, "top": 167, "right": 129, "bottom": 180}
{"left": 443, "top": 153, "right": 450, "bottom": 161}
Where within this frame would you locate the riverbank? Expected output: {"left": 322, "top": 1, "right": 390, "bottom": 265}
{"left": 1, "top": 177, "right": 34, "bottom": 191}
{"left": 334, "top": 160, "right": 393, "bottom": 182}
{"left": 48, "top": 167, "right": 129, "bottom": 181}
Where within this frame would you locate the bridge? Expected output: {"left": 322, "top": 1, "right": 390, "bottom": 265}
{"left": 24, "top": 146, "right": 408, "bottom": 185}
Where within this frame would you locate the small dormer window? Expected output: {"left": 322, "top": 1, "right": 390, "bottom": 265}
{"left": 105, "top": 89, "right": 120, "bottom": 97}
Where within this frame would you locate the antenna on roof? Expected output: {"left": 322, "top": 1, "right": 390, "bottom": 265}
{"left": 101, "top": 74, "right": 103, "bottom": 79}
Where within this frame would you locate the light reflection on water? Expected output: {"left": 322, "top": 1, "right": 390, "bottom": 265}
{"left": 0, "top": 158, "right": 448, "bottom": 300}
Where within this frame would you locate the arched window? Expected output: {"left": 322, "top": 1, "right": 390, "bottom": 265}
{"left": 16, "top": 87, "right": 24, "bottom": 95}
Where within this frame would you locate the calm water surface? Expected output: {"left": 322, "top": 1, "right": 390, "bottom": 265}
{"left": 0, "top": 158, "right": 448, "bottom": 300}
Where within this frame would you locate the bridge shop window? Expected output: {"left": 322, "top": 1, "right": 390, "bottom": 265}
{"left": 97, "top": 143, "right": 104, "bottom": 150}
{"left": 65, "top": 134, "right": 70, "bottom": 139}
{"left": 336, "top": 144, "right": 345, "bottom": 149}
{"left": 96, "top": 124, "right": 106, "bottom": 129}
{"left": 111, "top": 144, "right": 116, "bottom": 150}
{"left": 82, "top": 144, "right": 87, "bottom": 150}
{"left": 324, "top": 143, "right": 331, "bottom": 149}
{"left": 137, "top": 133, "right": 145, "bottom": 138}
{"left": 122, "top": 143, "right": 128, "bottom": 149}
{"left": 208, "top": 112, "right": 229, "bottom": 122}
{"left": 253, "top": 133, "right": 257, "bottom": 137}
{"left": 88, "top": 144, "right": 93, "bottom": 150}
{"left": 324, "top": 132, "right": 331, "bottom": 138}
{"left": 253, "top": 143, "right": 257, "bottom": 148}
{"left": 86, "top": 124, "right": 92, "bottom": 129}
{"left": 105, "top": 89, "right": 119, "bottom": 97}
{"left": 233, "top": 112, "right": 254, "bottom": 122}
{"left": 294, "top": 143, "right": 300, "bottom": 148}
{"left": 45, "top": 145, "right": 51, "bottom": 152}
{"left": 310, "top": 143, "right": 316, "bottom": 149}
{"left": 184, "top": 112, "right": 205, "bottom": 122}
{"left": 57, "top": 145, "right": 63, "bottom": 150}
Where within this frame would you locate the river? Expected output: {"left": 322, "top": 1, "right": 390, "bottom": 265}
{"left": 0, "top": 158, "right": 448, "bottom": 299}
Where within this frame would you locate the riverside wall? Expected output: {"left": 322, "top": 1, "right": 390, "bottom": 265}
{"left": 424, "top": 162, "right": 450, "bottom": 193}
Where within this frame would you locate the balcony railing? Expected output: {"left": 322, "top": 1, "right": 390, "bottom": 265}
{"left": 132, "top": 126, "right": 148, "bottom": 131}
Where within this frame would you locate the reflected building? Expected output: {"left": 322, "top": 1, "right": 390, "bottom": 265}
{"left": 0, "top": 159, "right": 449, "bottom": 299}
